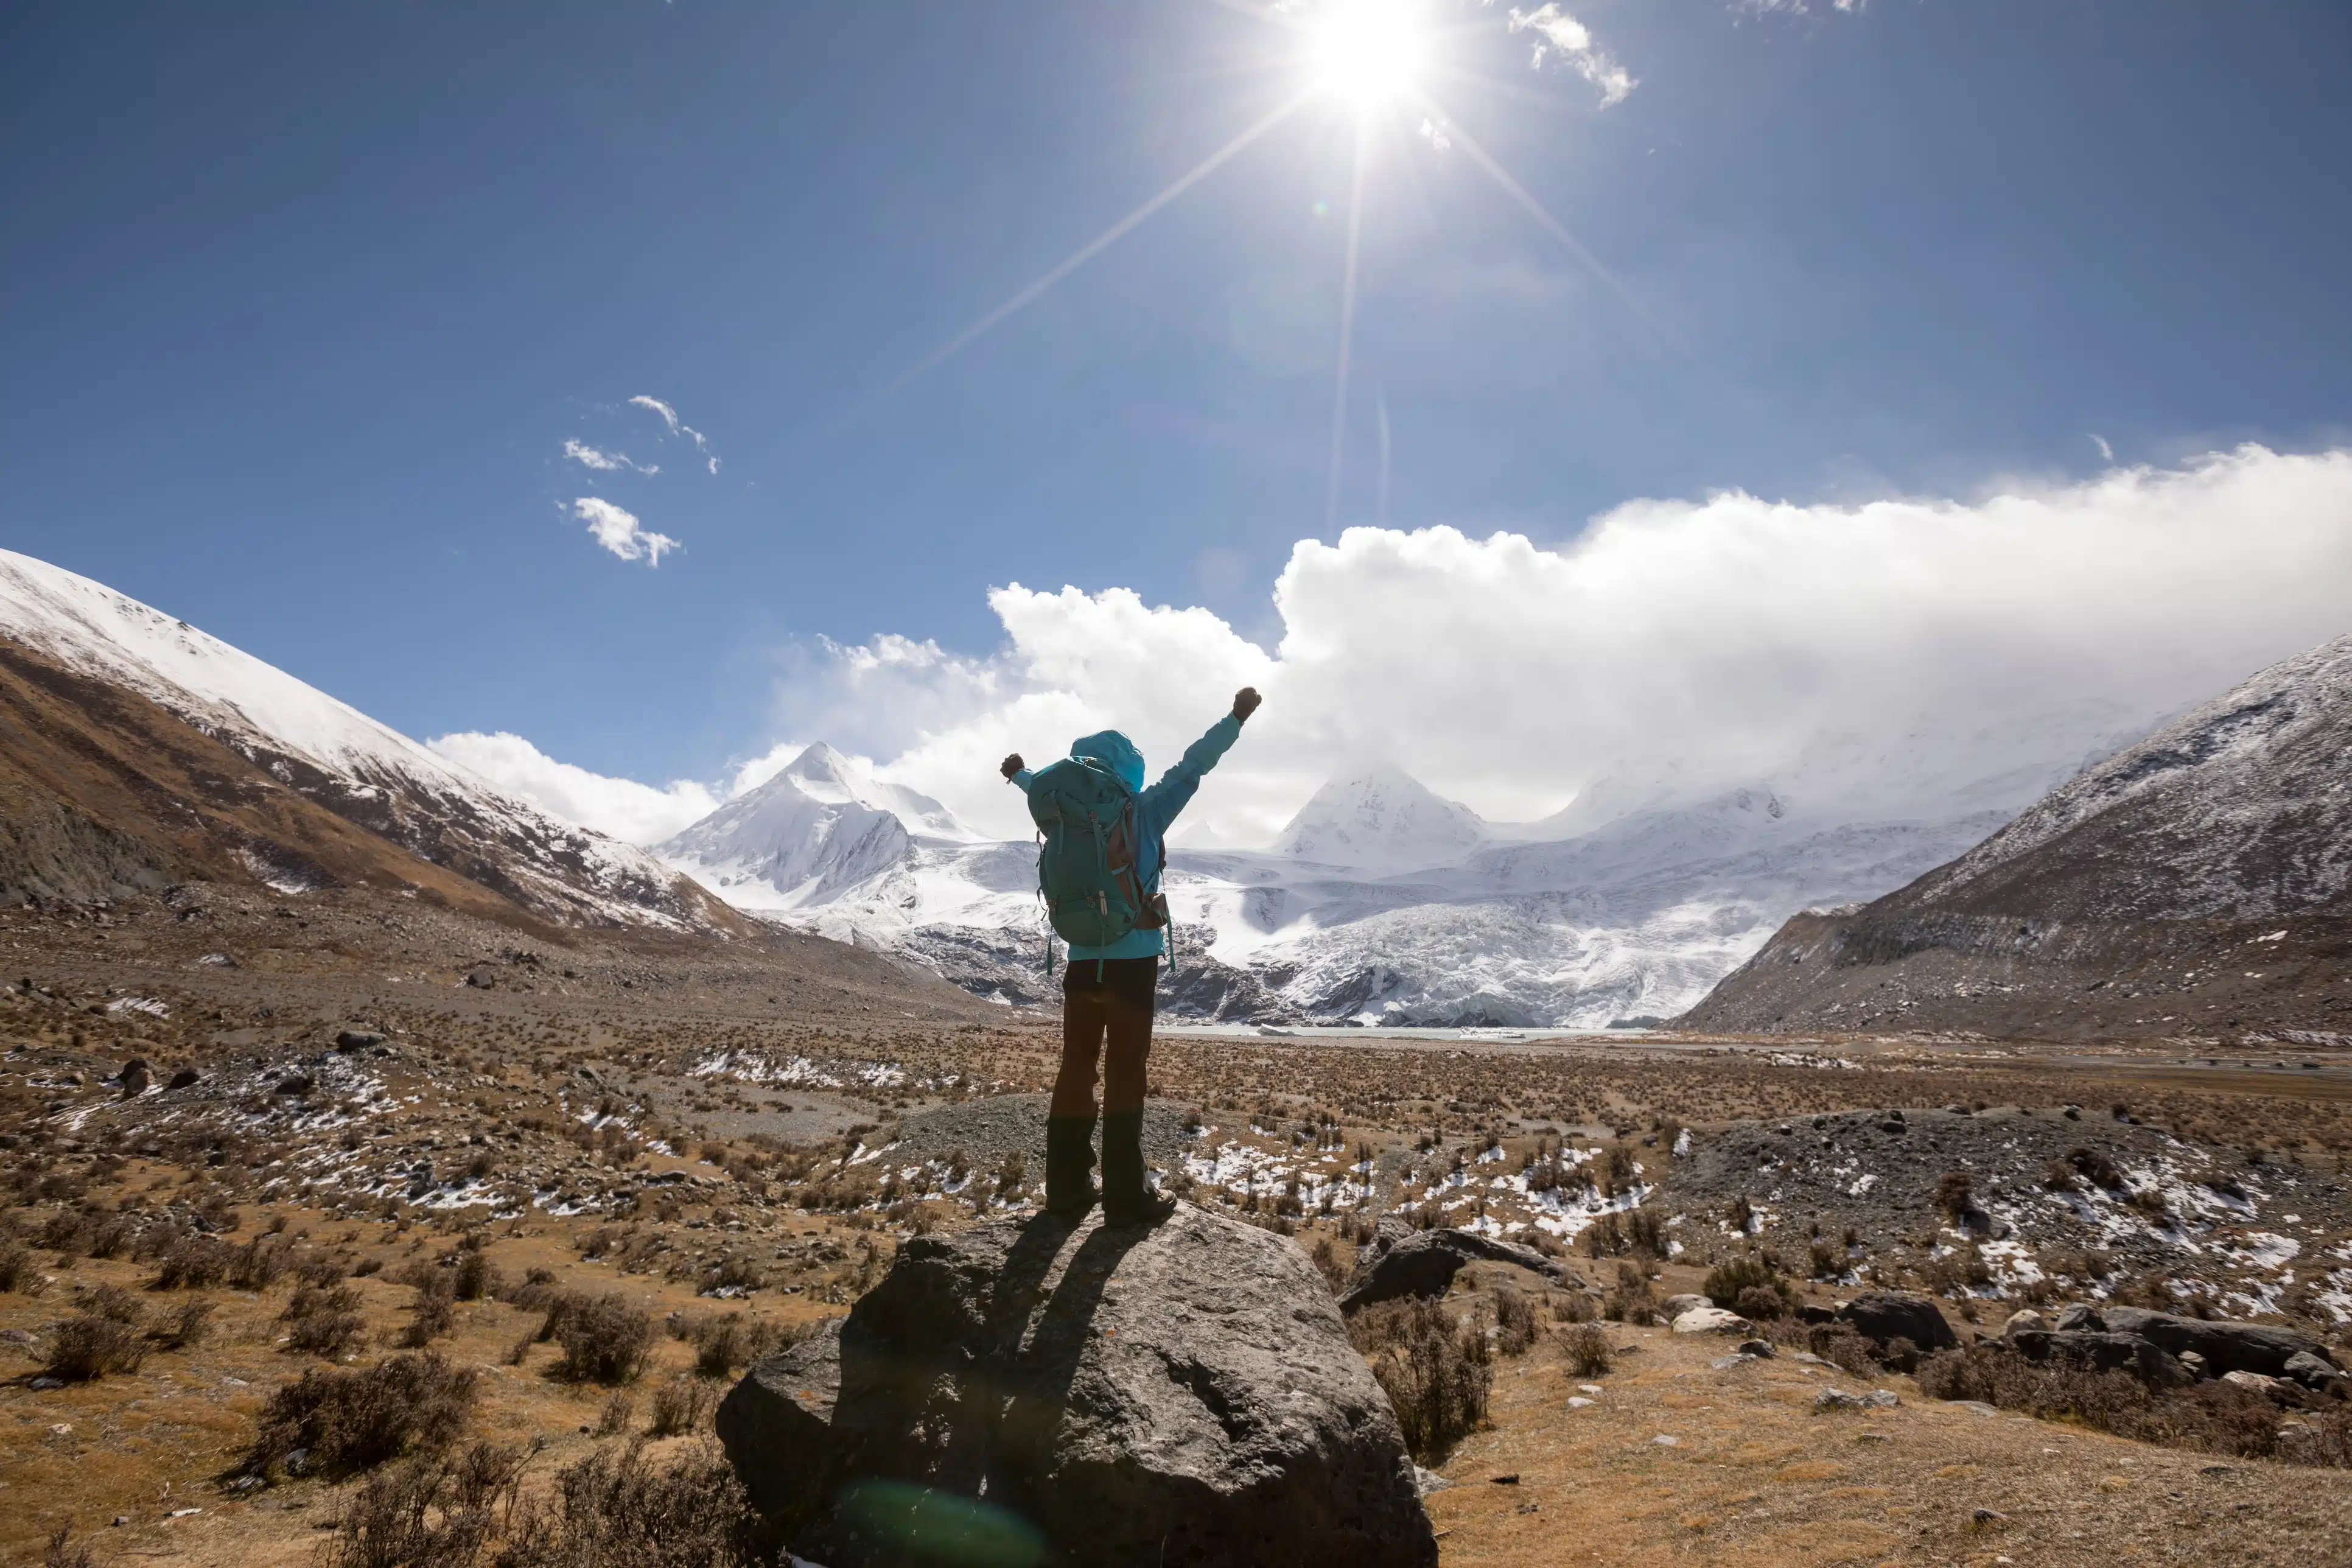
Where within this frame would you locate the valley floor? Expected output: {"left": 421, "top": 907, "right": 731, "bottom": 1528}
{"left": 5, "top": 885, "right": 2350, "bottom": 1564}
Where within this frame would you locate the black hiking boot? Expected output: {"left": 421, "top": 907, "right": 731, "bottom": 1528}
{"left": 1044, "top": 1113, "right": 1099, "bottom": 1217}
{"left": 1098, "top": 1109, "right": 1175, "bottom": 1227}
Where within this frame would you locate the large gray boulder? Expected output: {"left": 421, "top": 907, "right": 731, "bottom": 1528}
{"left": 2098, "top": 1307, "right": 2333, "bottom": 1380}
{"left": 1337, "top": 1221, "right": 1563, "bottom": 1314}
{"left": 1833, "top": 1292, "right": 1958, "bottom": 1353}
{"left": 718, "top": 1203, "right": 1437, "bottom": 1568}
{"left": 2008, "top": 1329, "right": 2189, "bottom": 1385}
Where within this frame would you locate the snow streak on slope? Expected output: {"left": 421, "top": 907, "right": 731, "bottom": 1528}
{"left": 0, "top": 550, "right": 719, "bottom": 929}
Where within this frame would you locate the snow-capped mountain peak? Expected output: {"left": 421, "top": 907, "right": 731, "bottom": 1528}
{"left": 1271, "top": 764, "right": 1489, "bottom": 872}
{"left": 772, "top": 743, "right": 973, "bottom": 841}
{"left": 0, "top": 548, "right": 727, "bottom": 929}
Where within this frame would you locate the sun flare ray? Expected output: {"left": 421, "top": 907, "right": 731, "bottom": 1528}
{"left": 833, "top": 90, "right": 1312, "bottom": 432}
{"left": 1325, "top": 116, "right": 1371, "bottom": 529}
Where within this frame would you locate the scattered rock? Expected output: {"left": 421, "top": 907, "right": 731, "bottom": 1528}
{"left": 335, "top": 1029, "right": 386, "bottom": 1051}
{"left": 2001, "top": 1309, "right": 2046, "bottom": 1337}
{"left": 1413, "top": 1466, "right": 1451, "bottom": 1496}
{"left": 1834, "top": 1292, "right": 1958, "bottom": 1353}
{"left": 2221, "top": 1370, "right": 2284, "bottom": 1398}
{"left": 273, "top": 1073, "right": 313, "bottom": 1096}
{"left": 1649, "top": 1434, "right": 1680, "bottom": 1446}
{"left": 2284, "top": 1351, "right": 2345, "bottom": 1391}
{"left": 164, "top": 1067, "right": 200, "bottom": 1091}
{"left": 718, "top": 1204, "right": 1437, "bottom": 1567}
{"left": 1671, "top": 1307, "right": 1750, "bottom": 1335}
{"left": 2179, "top": 1351, "right": 2210, "bottom": 1379}
{"left": 1566, "top": 1396, "right": 1595, "bottom": 1409}
{"left": 1735, "top": 1339, "right": 1775, "bottom": 1359}
{"left": 115, "top": 1058, "right": 150, "bottom": 1094}
{"left": 1662, "top": 1293, "right": 1706, "bottom": 1318}
{"left": 1489, "top": 1474, "right": 1519, "bottom": 1486}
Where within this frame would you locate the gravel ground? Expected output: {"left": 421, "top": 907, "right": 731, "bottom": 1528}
{"left": 1661, "top": 1105, "right": 2352, "bottom": 1301}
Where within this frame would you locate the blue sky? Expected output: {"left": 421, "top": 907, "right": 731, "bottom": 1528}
{"left": 4, "top": 2, "right": 2351, "bottom": 839}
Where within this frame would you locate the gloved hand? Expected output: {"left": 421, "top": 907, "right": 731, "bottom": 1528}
{"left": 1232, "top": 687, "right": 1262, "bottom": 723}
{"left": 1000, "top": 753, "right": 1024, "bottom": 780}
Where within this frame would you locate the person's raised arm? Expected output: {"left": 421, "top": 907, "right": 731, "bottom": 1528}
{"left": 1138, "top": 688, "right": 1261, "bottom": 836}
{"left": 1001, "top": 752, "right": 1034, "bottom": 792}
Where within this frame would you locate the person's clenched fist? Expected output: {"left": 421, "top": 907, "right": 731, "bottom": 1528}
{"left": 1232, "top": 687, "right": 1262, "bottom": 723}
{"left": 999, "top": 752, "right": 1024, "bottom": 780}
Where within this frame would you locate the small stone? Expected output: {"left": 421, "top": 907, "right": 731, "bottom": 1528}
{"left": 111, "top": 1517, "right": 128, "bottom": 1528}
{"left": 1566, "top": 1396, "right": 1595, "bottom": 1409}
{"left": 1662, "top": 1293, "right": 1707, "bottom": 1317}
{"left": 29, "top": 1376, "right": 63, "bottom": 1390}
{"left": 1671, "top": 1306, "right": 1751, "bottom": 1335}
{"left": 1815, "top": 1388, "right": 1864, "bottom": 1410}
{"left": 1489, "top": 1474, "right": 1519, "bottom": 1485}
{"left": 166, "top": 1067, "right": 200, "bottom": 1090}
{"left": 1413, "top": 1466, "right": 1450, "bottom": 1496}
{"left": 1710, "top": 1353, "right": 1759, "bottom": 1370}
{"left": 1650, "top": 1434, "right": 1681, "bottom": 1446}
{"left": 1735, "top": 1339, "right": 1775, "bottom": 1358}
{"left": 1972, "top": 1508, "right": 2007, "bottom": 1526}
{"left": 2002, "top": 1309, "right": 2046, "bottom": 1338}
{"left": 1577, "top": 1384, "right": 1604, "bottom": 1395}
{"left": 1863, "top": 1389, "right": 1900, "bottom": 1409}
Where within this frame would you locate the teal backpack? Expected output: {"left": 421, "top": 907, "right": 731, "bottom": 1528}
{"left": 1026, "top": 755, "right": 1169, "bottom": 970}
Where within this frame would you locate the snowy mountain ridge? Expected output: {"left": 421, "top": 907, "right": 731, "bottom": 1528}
{"left": 0, "top": 549, "right": 725, "bottom": 930}
{"left": 656, "top": 713, "right": 2157, "bottom": 1025}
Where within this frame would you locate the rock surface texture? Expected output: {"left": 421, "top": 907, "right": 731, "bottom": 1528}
{"left": 718, "top": 1203, "right": 1437, "bottom": 1567}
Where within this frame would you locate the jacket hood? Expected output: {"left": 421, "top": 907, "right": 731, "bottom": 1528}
{"left": 1070, "top": 729, "right": 1144, "bottom": 793}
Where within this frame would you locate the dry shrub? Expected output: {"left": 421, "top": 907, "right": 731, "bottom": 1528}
{"left": 47, "top": 1315, "right": 145, "bottom": 1381}
{"left": 688, "top": 1314, "right": 787, "bottom": 1380}
{"left": 497, "top": 1438, "right": 770, "bottom": 1568}
{"left": 1919, "top": 1343, "right": 2351, "bottom": 1465}
{"left": 152, "top": 1236, "right": 234, "bottom": 1290}
{"left": 1491, "top": 1285, "right": 1540, "bottom": 1357}
{"left": 1702, "top": 1255, "right": 1793, "bottom": 1315}
{"left": 43, "top": 1525, "right": 95, "bottom": 1568}
{"left": 1348, "top": 1298, "right": 1491, "bottom": 1463}
{"left": 1563, "top": 1321, "right": 1612, "bottom": 1377}
{"left": 155, "top": 1298, "right": 215, "bottom": 1349}
{"left": 229, "top": 1236, "right": 290, "bottom": 1291}
{"left": 452, "top": 1248, "right": 502, "bottom": 1302}
{"left": 548, "top": 1292, "right": 654, "bottom": 1385}
{"left": 1808, "top": 1325, "right": 1884, "bottom": 1377}
{"left": 321, "top": 1441, "right": 524, "bottom": 1568}
{"left": 596, "top": 1391, "right": 637, "bottom": 1437}
{"left": 0, "top": 1241, "right": 35, "bottom": 1293}
{"left": 1603, "top": 1261, "right": 1658, "bottom": 1323}
{"left": 82, "top": 1281, "right": 145, "bottom": 1325}
{"left": 248, "top": 1350, "right": 479, "bottom": 1477}
{"left": 648, "top": 1375, "right": 716, "bottom": 1437}
{"left": 285, "top": 1283, "right": 368, "bottom": 1359}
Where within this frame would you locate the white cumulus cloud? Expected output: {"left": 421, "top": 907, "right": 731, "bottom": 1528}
{"left": 570, "top": 497, "right": 681, "bottom": 566}
{"left": 497, "top": 446, "right": 2352, "bottom": 855}
{"left": 428, "top": 731, "right": 718, "bottom": 845}
{"left": 1505, "top": 4, "right": 1636, "bottom": 105}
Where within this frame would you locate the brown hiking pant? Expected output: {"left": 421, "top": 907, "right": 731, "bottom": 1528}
{"left": 1052, "top": 956, "right": 1158, "bottom": 1118}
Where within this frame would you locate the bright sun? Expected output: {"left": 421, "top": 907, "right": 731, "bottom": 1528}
{"left": 1306, "top": 0, "right": 1426, "bottom": 109}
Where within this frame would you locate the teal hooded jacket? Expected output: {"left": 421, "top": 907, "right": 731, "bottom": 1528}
{"left": 1009, "top": 713, "right": 1242, "bottom": 961}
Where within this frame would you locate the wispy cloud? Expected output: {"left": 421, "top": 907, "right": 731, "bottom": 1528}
{"left": 629, "top": 394, "right": 722, "bottom": 475}
{"left": 1504, "top": 4, "right": 1636, "bottom": 105}
{"left": 562, "top": 438, "right": 657, "bottom": 475}
{"left": 429, "top": 731, "right": 718, "bottom": 845}
{"left": 570, "top": 497, "right": 681, "bottom": 566}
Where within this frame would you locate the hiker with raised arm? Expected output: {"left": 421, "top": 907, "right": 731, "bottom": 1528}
{"left": 1000, "top": 686, "right": 1262, "bottom": 1225}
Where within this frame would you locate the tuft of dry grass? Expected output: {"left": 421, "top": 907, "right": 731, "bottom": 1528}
{"left": 321, "top": 1441, "right": 525, "bottom": 1568}
{"left": 648, "top": 1375, "right": 716, "bottom": 1437}
{"left": 498, "top": 1438, "right": 771, "bottom": 1567}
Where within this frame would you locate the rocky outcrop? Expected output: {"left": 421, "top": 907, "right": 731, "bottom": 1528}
{"left": 2088, "top": 1306, "right": 2332, "bottom": 1380}
{"left": 1336, "top": 1219, "right": 1563, "bottom": 1314}
{"left": 718, "top": 1203, "right": 1437, "bottom": 1567}
{"left": 1834, "top": 1292, "right": 1958, "bottom": 1354}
